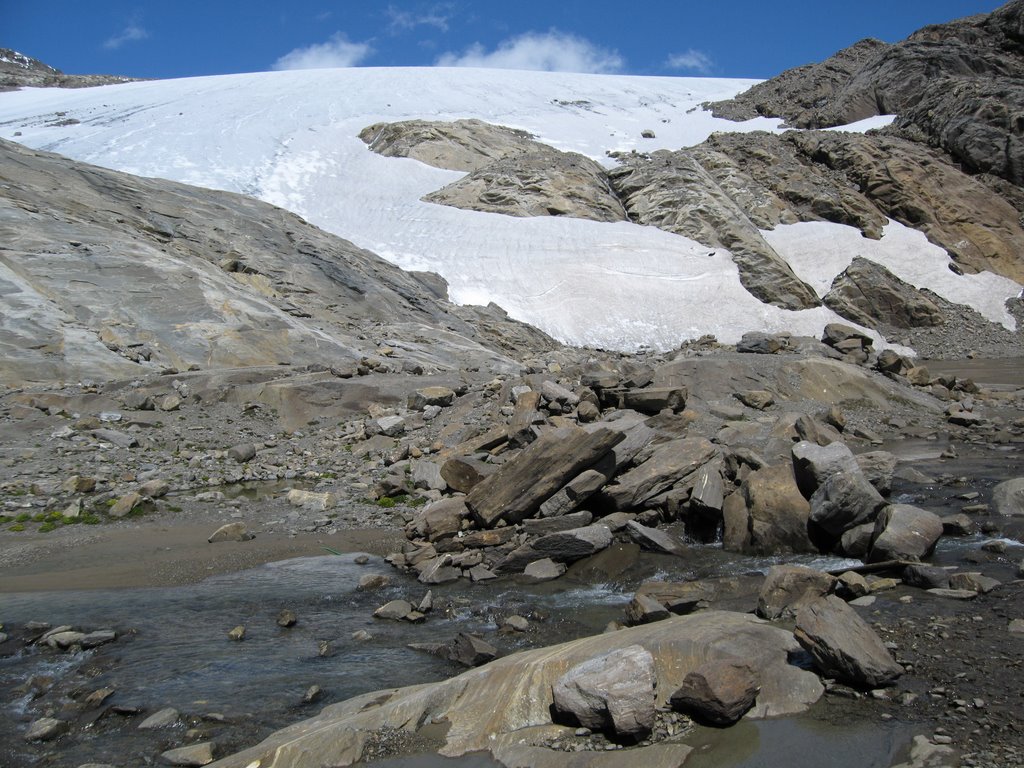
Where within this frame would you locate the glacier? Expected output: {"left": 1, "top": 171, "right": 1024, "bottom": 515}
{"left": 0, "top": 66, "right": 1017, "bottom": 350}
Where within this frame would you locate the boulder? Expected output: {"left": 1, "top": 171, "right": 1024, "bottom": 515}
{"left": 160, "top": 741, "right": 215, "bottom": 766}
{"left": 733, "top": 464, "right": 816, "bottom": 555}
{"left": 757, "top": 565, "right": 837, "bottom": 620}
{"left": 522, "top": 510, "right": 594, "bottom": 537}
{"left": 532, "top": 524, "right": 613, "bottom": 563}
{"left": 689, "top": 463, "right": 725, "bottom": 518}
{"left": 227, "top": 443, "right": 256, "bottom": 463}
{"left": 24, "top": 717, "right": 67, "bottom": 742}
{"left": 794, "top": 596, "right": 903, "bottom": 688}
{"left": 450, "top": 633, "right": 499, "bottom": 667}
{"left": 286, "top": 489, "right": 338, "bottom": 510}
{"left": 538, "top": 469, "right": 607, "bottom": 518}
{"left": 409, "top": 498, "right": 470, "bottom": 542}
{"left": 902, "top": 564, "right": 951, "bottom": 590}
{"left": 374, "top": 600, "right": 415, "bottom": 621}
{"left": 948, "top": 572, "right": 1001, "bottom": 594}
{"left": 170, "top": 612, "right": 823, "bottom": 768}
{"left": 855, "top": 451, "right": 897, "bottom": 496}
{"left": 207, "top": 522, "right": 253, "bottom": 543}
{"left": 625, "top": 521, "right": 687, "bottom": 556}
{"left": 839, "top": 522, "right": 876, "bottom": 558}
{"left": 409, "top": 386, "right": 456, "bottom": 410}
{"left": 621, "top": 386, "right": 687, "bottom": 414}
{"left": 552, "top": 645, "right": 657, "bottom": 739}
{"left": 734, "top": 390, "right": 775, "bottom": 410}
{"left": 823, "top": 257, "right": 943, "bottom": 329}
{"left": 669, "top": 659, "right": 760, "bottom": 725}
{"left": 522, "top": 558, "right": 566, "bottom": 581}
{"left": 600, "top": 437, "right": 718, "bottom": 511}
{"left": 440, "top": 456, "right": 494, "bottom": 493}
{"left": 411, "top": 460, "right": 446, "bottom": 492}
{"left": 809, "top": 468, "right": 887, "bottom": 538}
{"left": 791, "top": 440, "right": 860, "bottom": 498}
{"left": 139, "top": 707, "right": 180, "bottom": 729}
{"left": 992, "top": 478, "right": 1024, "bottom": 516}
{"left": 625, "top": 593, "right": 672, "bottom": 625}
{"left": 869, "top": 504, "right": 943, "bottom": 562}
{"left": 466, "top": 426, "right": 625, "bottom": 527}
{"left": 736, "top": 332, "right": 787, "bottom": 354}
{"left": 108, "top": 491, "right": 144, "bottom": 518}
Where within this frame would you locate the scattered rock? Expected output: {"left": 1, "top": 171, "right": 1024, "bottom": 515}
{"left": 669, "top": 659, "right": 760, "bottom": 726}
{"left": 207, "top": 522, "right": 253, "bottom": 543}
{"left": 794, "top": 596, "right": 903, "bottom": 688}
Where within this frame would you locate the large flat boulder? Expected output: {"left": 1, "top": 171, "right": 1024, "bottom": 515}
{"left": 205, "top": 612, "right": 823, "bottom": 768}
{"left": 869, "top": 504, "right": 943, "bottom": 562}
{"left": 599, "top": 437, "right": 718, "bottom": 511}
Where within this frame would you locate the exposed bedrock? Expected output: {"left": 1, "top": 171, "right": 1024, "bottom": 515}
{"left": 709, "top": 1, "right": 1024, "bottom": 188}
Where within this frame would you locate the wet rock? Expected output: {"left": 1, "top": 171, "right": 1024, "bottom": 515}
{"left": 80, "top": 629, "right": 117, "bottom": 648}
{"left": 24, "top": 717, "right": 66, "bottom": 741}
{"left": 941, "top": 513, "right": 974, "bottom": 535}
{"left": 889, "top": 735, "right": 959, "bottom": 768}
{"left": 926, "top": 588, "right": 977, "bottom": 600}
{"left": 839, "top": 522, "right": 876, "bottom": 558}
{"left": 689, "top": 463, "right": 725, "bottom": 518}
{"left": 303, "top": 685, "right": 322, "bottom": 703}
{"left": 450, "top": 632, "right": 499, "bottom": 667}
{"left": 374, "top": 599, "right": 416, "bottom": 621}
{"left": 522, "top": 558, "right": 566, "bottom": 581}
{"left": 794, "top": 596, "right": 903, "bottom": 687}
{"left": 44, "top": 630, "right": 86, "bottom": 649}
{"left": 277, "top": 609, "right": 298, "bottom": 628}
{"left": 669, "top": 659, "right": 760, "bottom": 726}
{"left": 869, "top": 504, "right": 943, "bottom": 562}
{"left": 139, "top": 707, "right": 180, "bottom": 729}
{"left": 625, "top": 520, "right": 687, "bottom": 556}
{"left": 207, "top": 522, "right": 253, "bottom": 543}
{"left": 160, "top": 741, "right": 214, "bottom": 766}
{"left": 417, "top": 556, "right": 462, "bottom": 585}
{"left": 227, "top": 625, "right": 245, "bottom": 641}
{"left": 757, "top": 565, "right": 837, "bottom": 620}
{"left": 552, "top": 645, "right": 657, "bottom": 739}
{"left": 227, "top": 443, "right": 256, "bottom": 463}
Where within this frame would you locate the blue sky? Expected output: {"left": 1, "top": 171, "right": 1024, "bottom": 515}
{"left": 4, "top": 1, "right": 1009, "bottom": 80}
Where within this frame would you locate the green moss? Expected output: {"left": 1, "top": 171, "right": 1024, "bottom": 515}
{"left": 81, "top": 514, "right": 102, "bottom": 525}
{"left": 375, "top": 497, "right": 397, "bottom": 508}
{"left": 9, "top": 523, "right": 25, "bottom": 532}
{"left": 15, "top": 513, "right": 31, "bottom": 523}
{"left": 32, "top": 512, "right": 46, "bottom": 523}
{"left": 39, "top": 521, "right": 58, "bottom": 533}
{"left": 408, "top": 496, "right": 428, "bottom": 508}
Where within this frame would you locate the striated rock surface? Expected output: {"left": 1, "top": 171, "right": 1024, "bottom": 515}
{"left": 0, "top": 48, "right": 138, "bottom": 90}
{"left": 206, "top": 612, "right": 822, "bottom": 768}
{"left": 0, "top": 138, "right": 554, "bottom": 386}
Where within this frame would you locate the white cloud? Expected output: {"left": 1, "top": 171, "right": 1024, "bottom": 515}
{"left": 436, "top": 31, "right": 623, "bottom": 74}
{"left": 103, "top": 23, "right": 149, "bottom": 50}
{"left": 387, "top": 4, "right": 451, "bottom": 32}
{"left": 273, "top": 34, "right": 374, "bottom": 70}
{"left": 666, "top": 49, "right": 713, "bottom": 74}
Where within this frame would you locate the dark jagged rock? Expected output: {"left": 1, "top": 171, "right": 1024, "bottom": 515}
{"left": 0, "top": 47, "right": 139, "bottom": 90}
{"left": 824, "top": 257, "right": 945, "bottom": 329}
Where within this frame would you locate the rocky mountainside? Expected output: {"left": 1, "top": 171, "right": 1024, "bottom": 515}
{"left": 708, "top": 0, "right": 1024, "bottom": 189}
{"left": 0, "top": 48, "right": 138, "bottom": 91}
{"left": 0, "top": 138, "right": 554, "bottom": 387}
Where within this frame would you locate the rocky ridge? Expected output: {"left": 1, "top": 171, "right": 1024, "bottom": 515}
{"left": 0, "top": 48, "right": 138, "bottom": 91}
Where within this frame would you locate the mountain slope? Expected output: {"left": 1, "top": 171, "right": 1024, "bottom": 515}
{"left": 0, "top": 138, "right": 552, "bottom": 386}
